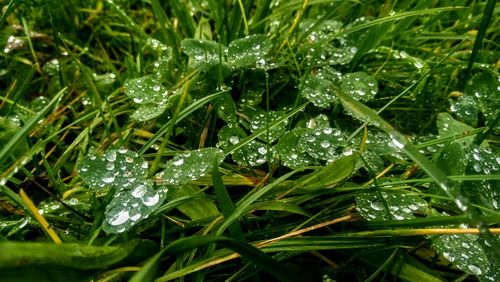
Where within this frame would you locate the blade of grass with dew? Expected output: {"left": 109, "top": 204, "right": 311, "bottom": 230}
{"left": 333, "top": 85, "right": 500, "bottom": 259}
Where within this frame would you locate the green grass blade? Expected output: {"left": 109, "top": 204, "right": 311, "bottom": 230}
{"left": 212, "top": 158, "right": 244, "bottom": 240}
{"left": 131, "top": 236, "right": 301, "bottom": 282}
{"left": 464, "top": 0, "right": 497, "bottom": 83}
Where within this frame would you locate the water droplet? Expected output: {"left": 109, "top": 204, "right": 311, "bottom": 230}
{"left": 258, "top": 147, "right": 267, "bottom": 154}
{"left": 142, "top": 193, "right": 160, "bottom": 206}
{"left": 370, "top": 201, "right": 384, "bottom": 211}
{"left": 229, "top": 136, "right": 239, "bottom": 144}
{"left": 173, "top": 159, "right": 184, "bottom": 166}
{"left": 467, "top": 264, "right": 482, "bottom": 275}
{"left": 320, "top": 140, "right": 331, "bottom": 148}
{"left": 109, "top": 209, "right": 129, "bottom": 226}
{"left": 103, "top": 173, "right": 115, "bottom": 183}
{"left": 131, "top": 184, "right": 148, "bottom": 198}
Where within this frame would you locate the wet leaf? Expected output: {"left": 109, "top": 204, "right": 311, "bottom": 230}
{"left": 131, "top": 102, "right": 169, "bottom": 122}
{"left": 356, "top": 190, "right": 427, "bottom": 220}
{"left": 181, "top": 39, "right": 223, "bottom": 71}
{"left": 217, "top": 125, "right": 248, "bottom": 149}
{"left": 156, "top": 148, "right": 225, "bottom": 185}
{"left": 227, "top": 34, "right": 272, "bottom": 68}
{"left": 78, "top": 148, "right": 149, "bottom": 190}
{"left": 232, "top": 140, "right": 276, "bottom": 167}
{"left": 464, "top": 145, "right": 500, "bottom": 210}
{"left": 464, "top": 72, "right": 500, "bottom": 128}
{"left": 298, "top": 127, "right": 347, "bottom": 160}
{"left": 300, "top": 67, "right": 341, "bottom": 109}
{"left": 432, "top": 232, "right": 489, "bottom": 277}
{"left": 103, "top": 182, "right": 168, "bottom": 233}
{"left": 340, "top": 72, "right": 378, "bottom": 102}
{"left": 216, "top": 94, "right": 238, "bottom": 124}
{"left": 436, "top": 112, "right": 475, "bottom": 148}
{"left": 276, "top": 128, "right": 314, "bottom": 169}
{"left": 449, "top": 95, "right": 478, "bottom": 127}
{"left": 249, "top": 110, "right": 288, "bottom": 143}
{"left": 124, "top": 75, "right": 166, "bottom": 104}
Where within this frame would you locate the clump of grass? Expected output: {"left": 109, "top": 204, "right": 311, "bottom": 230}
{"left": 0, "top": 1, "right": 499, "bottom": 281}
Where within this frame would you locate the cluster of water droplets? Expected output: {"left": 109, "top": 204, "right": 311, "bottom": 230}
{"left": 464, "top": 145, "right": 500, "bottom": 209}
{"left": 297, "top": 126, "right": 347, "bottom": 161}
{"left": 231, "top": 140, "right": 275, "bottom": 167}
{"left": 300, "top": 19, "right": 358, "bottom": 67}
{"left": 249, "top": 110, "right": 288, "bottom": 143}
{"left": 181, "top": 39, "right": 223, "bottom": 71}
{"left": 355, "top": 190, "right": 427, "bottom": 220}
{"left": 78, "top": 147, "right": 170, "bottom": 233}
{"left": 124, "top": 75, "right": 170, "bottom": 121}
{"left": 227, "top": 34, "right": 272, "bottom": 69}
{"left": 103, "top": 182, "right": 168, "bottom": 233}
{"left": 276, "top": 128, "right": 314, "bottom": 169}
{"left": 432, "top": 228, "right": 490, "bottom": 277}
{"left": 300, "top": 66, "right": 341, "bottom": 109}
{"left": 450, "top": 72, "right": 500, "bottom": 130}
{"left": 340, "top": 72, "right": 378, "bottom": 102}
{"left": 3, "top": 35, "right": 25, "bottom": 54}
{"left": 155, "top": 148, "right": 224, "bottom": 185}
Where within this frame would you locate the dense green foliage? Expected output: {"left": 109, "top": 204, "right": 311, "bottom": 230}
{"left": 0, "top": 0, "right": 499, "bottom": 281}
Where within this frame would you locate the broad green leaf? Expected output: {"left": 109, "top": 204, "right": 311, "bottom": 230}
{"left": 103, "top": 182, "right": 169, "bottom": 233}
{"left": 340, "top": 72, "right": 378, "bottom": 102}
{"left": 298, "top": 127, "right": 347, "bottom": 160}
{"left": 465, "top": 145, "right": 500, "bottom": 210}
{"left": 156, "top": 148, "right": 224, "bottom": 185}
{"left": 356, "top": 150, "right": 385, "bottom": 174}
{"left": 78, "top": 148, "right": 148, "bottom": 190}
{"left": 215, "top": 94, "right": 238, "bottom": 124}
{"left": 481, "top": 236, "right": 500, "bottom": 281}
{"left": 303, "top": 152, "right": 359, "bottom": 189}
{"left": 168, "top": 184, "right": 219, "bottom": 220}
{"left": 300, "top": 67, "right": 341, "bottom": 109}
{"left": 450, "top": 95, "right": 478, "bottom": 127}
{"left": 131, "top": 102, "right": 169, "bottom": 121}
{"left": 181, "top": 38, "right": 223, "bottom": 71}
{"left": 436, "top": 112, "right": 475, "bottom": 148}
{"left": 249, "top": 110, "right": 288, "bottom": 143}
{"left": 464, "top": 71, "right": 500, "bottom": 128}
{"left": 276, "top": 129, "right": 314, "bottom": 169}
{"left": 432, "top": 233, "right": 489, "bottom": 277}
{"left": 430, "top": 142, "right": 467, "bottom": 203}
{"left": 124, "top": 75, "right": 169, "bottom": 121}
{"left": 217, "top": 124, "right": 248, "bottom": 149}
{"left": 227, "top": 34, "right": 271, "bottom": 68}
{"left": 298, "top": 113, "right": 331, "bottom": 129}
{"left": 124, "top": 75, "right": 166, "bottom": 104}
{"left": 231, "top": 140, "right": 275, "bottom": 167}
{"left": 356, "top": 190, "right": 428, "bottom": 220}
